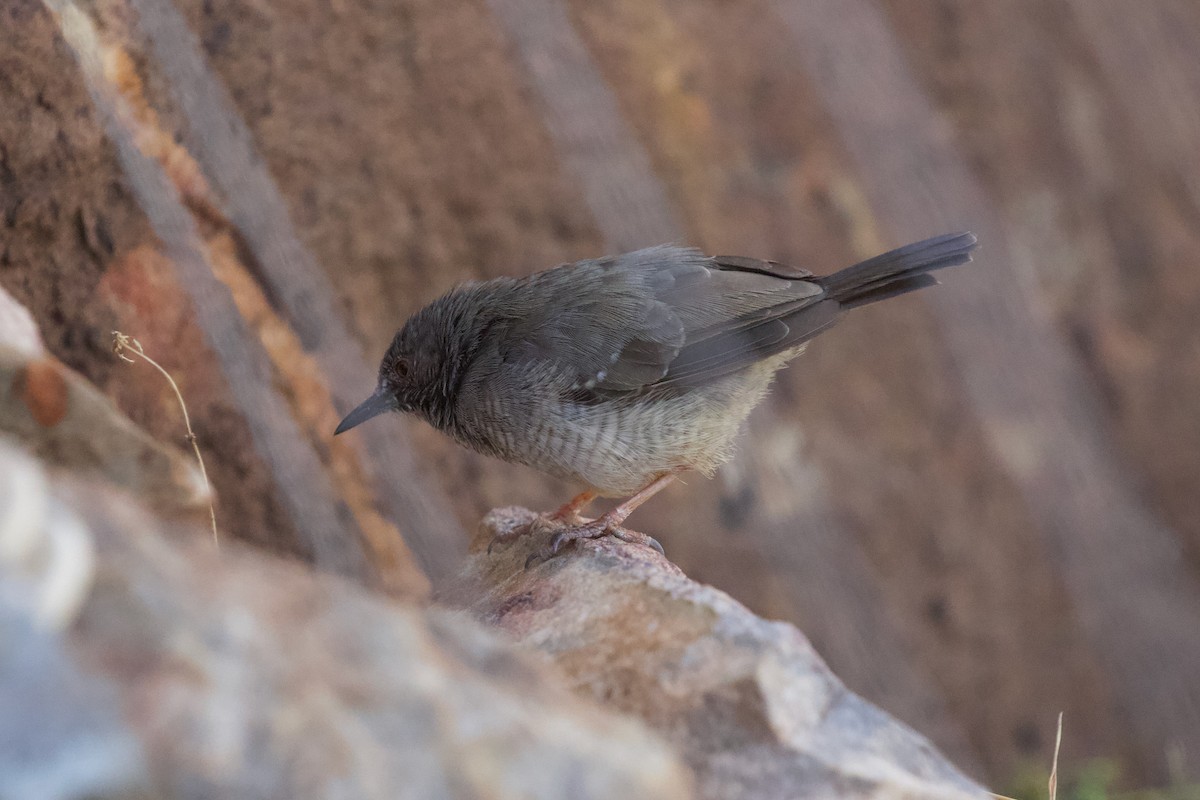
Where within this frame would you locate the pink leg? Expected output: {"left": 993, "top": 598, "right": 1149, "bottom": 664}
{"left": 486, "top": 490, "right": 598, "bottom": 554}
{"left": 597, "top": 470, "right": 681, "bottom": 528}
{"left": 525, "top": 468, "right": 685, "bottom": 567}
{"left": 550, "top": 490, "right": 598, "bottom": 522}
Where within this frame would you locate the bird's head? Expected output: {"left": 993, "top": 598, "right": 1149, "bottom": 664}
{"left": 334, "top": 302, "right": 460, "bottom": 435}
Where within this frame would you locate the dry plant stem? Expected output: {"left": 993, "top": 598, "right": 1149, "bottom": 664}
{"left": 1049, "top": 712, "right": 1062, "bottom": 800}
{"left": 987, "top": 711, "right": 1063, "bottom": 800}
{"left": 112, "top": 331, "right": 219, "bottom": 549}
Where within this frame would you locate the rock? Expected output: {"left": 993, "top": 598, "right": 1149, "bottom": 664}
{"left": 0, "top": 441, "right": 96, "bottom": 632}
{"left": 0, "top": 443, "right": 150, "bottom": 800}
{"left": 0, "top": 8, "right": 436, "bottom": 591}
{"left": 0, "top": 287, "right": 44, "bottom": 360}
{"left": 0, "top": 344, "right": 210, "bottom": 516}
{"left": 0, "top": 609, "right": 151, "bottom": 800}
{"left": 449, "top": 507, "right": 988, "bottom": 800}
{"left": 0, "top": 442, "right": 691, "bottom": 800}
{"left": 0, "top": 286, "right": 209, "bottom": 516}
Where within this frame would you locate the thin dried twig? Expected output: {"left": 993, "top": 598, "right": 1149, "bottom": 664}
{"left": 112, "top": 331, "right": 219, "bottom": 549}
{"left": 1049, "top": 712, "right": 1063, "bottom": 800}
{"left": 988, "top": 711, "right": 1064, "bottom": 800}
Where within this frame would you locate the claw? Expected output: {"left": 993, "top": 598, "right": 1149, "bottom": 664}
{"left": 488, "top": 513, "right": 555, "bottom": 556}
{"left": 487, "top": 526, "right": 527, "bottom": 556}
{"left": 547, "top": 530, "right": 570, "bottom": 554}
{"left": 611, "top": 527, "right": 665, "bottom": 555}
{"left": 521, "top": 519, "right": 667, "bottom": 569}
{"left": 524, "top": 525, "right": 585, "bottom": 569}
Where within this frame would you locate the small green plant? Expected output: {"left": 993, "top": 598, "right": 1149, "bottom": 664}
{"left": 998, "top": 715, "right": 1199, "bottom": 800}
{"left": 1006, "top": 759, "right": 1199, "bottom": 800}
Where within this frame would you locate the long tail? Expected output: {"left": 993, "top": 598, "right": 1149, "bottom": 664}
{"left": 818, "top": 231, "right": 978, "bottom": 309}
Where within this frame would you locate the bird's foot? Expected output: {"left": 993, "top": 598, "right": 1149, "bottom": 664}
{"left": 486, "top": 513, "right": 557, "bottom": 554}
{"left": 487, "top": 493, "right": 594, "bottom": 554}
{"left": 524, "top": 519, "right": 664, "bottom": 569}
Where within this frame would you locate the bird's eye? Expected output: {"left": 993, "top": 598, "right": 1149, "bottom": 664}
{"left": 394, "top": 359, "right": 410, "bottom": 380}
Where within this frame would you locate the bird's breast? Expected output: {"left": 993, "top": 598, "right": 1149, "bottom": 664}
{"left": 452, "top": 347, "right": 800, "bottom": 496}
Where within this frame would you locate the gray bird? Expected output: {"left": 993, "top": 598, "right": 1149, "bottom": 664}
{"left": 337, "top": 232, "right": 977, "bottom": 563}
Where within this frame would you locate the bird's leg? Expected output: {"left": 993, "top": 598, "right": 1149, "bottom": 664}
{"left": 549, "top": 490, "right": 599, "bottom": 524}
{"left": 487, "top": 490, "right": 598, "bottom": 554}
{"left": 600, "top": 470, "right": 682, "bottom": 528}
{"left": 525, "top": 468, "right": 684, "bottom": 568}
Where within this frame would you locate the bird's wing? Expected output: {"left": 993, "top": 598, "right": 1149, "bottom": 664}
{"left": 494, "top": 245, "right": 832, "bottom": 395}
{"left": 655, "top": 252, "right": 834, "bottom": 387}
{"left": 493, "top": 247, "right": 689, "bottom": 392}
{"left": 659, "top": 232, "right": 978, "bottom": 384}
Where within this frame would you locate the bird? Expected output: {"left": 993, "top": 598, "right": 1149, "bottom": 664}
{"left": 336, "top": 232, "right": 978, "bottom": 565}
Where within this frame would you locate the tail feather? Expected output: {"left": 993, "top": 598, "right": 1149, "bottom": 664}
{"left": 819, "top": 231, "right": 977, "bottom": 309}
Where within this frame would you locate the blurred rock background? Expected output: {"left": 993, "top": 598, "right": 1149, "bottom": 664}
{"left": 3, "top": 0, "right": 1199, "bottom": 793}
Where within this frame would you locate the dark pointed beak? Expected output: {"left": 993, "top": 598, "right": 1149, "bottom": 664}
{"left": 335, "top": 389, "right": 394, "bottom": 435}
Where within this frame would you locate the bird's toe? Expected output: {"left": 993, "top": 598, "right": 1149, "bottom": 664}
{"left": 522, "top": 519, "right": 666, "bottom": 568}
{"left": 611, "top": 527, "right": 665, "bottom": 556}
{"left": 489, "top": 511, "right": 570, "bottom": 555}
{"left": 523, "top": 520, "right": 607, "bottom": 568}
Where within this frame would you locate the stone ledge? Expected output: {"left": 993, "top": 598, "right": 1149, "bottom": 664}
{"left": 446, "top": 506, "right": 987, "bottom": 800}
{"left": 0, "top": 445, "right": 689, "bottom": 800}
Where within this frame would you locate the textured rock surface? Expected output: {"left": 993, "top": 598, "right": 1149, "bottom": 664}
{"left": 0, "top": 287, "right": 209, "bottom": 517}
{"left": 0, "top": 1, "right": 437, "bottom": 593}
{"left": 450, "top": 508, "right": 987, "bottom": 800}
{"left": 0, "top": 443, "right": 690, "bottom": 800}
{"left": 0, "top": 442, "right": 151, "bottom": 800}
{"left": 0, "top": 609, "right": 150, "bottom": 800}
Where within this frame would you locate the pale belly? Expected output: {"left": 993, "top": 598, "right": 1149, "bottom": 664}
{"left": 503, "top": 352, "right": 796, "bottom": 496}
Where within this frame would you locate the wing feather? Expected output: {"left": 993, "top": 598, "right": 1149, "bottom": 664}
{"left": 491, "top": 245, "right": 831, "bottom": 396}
